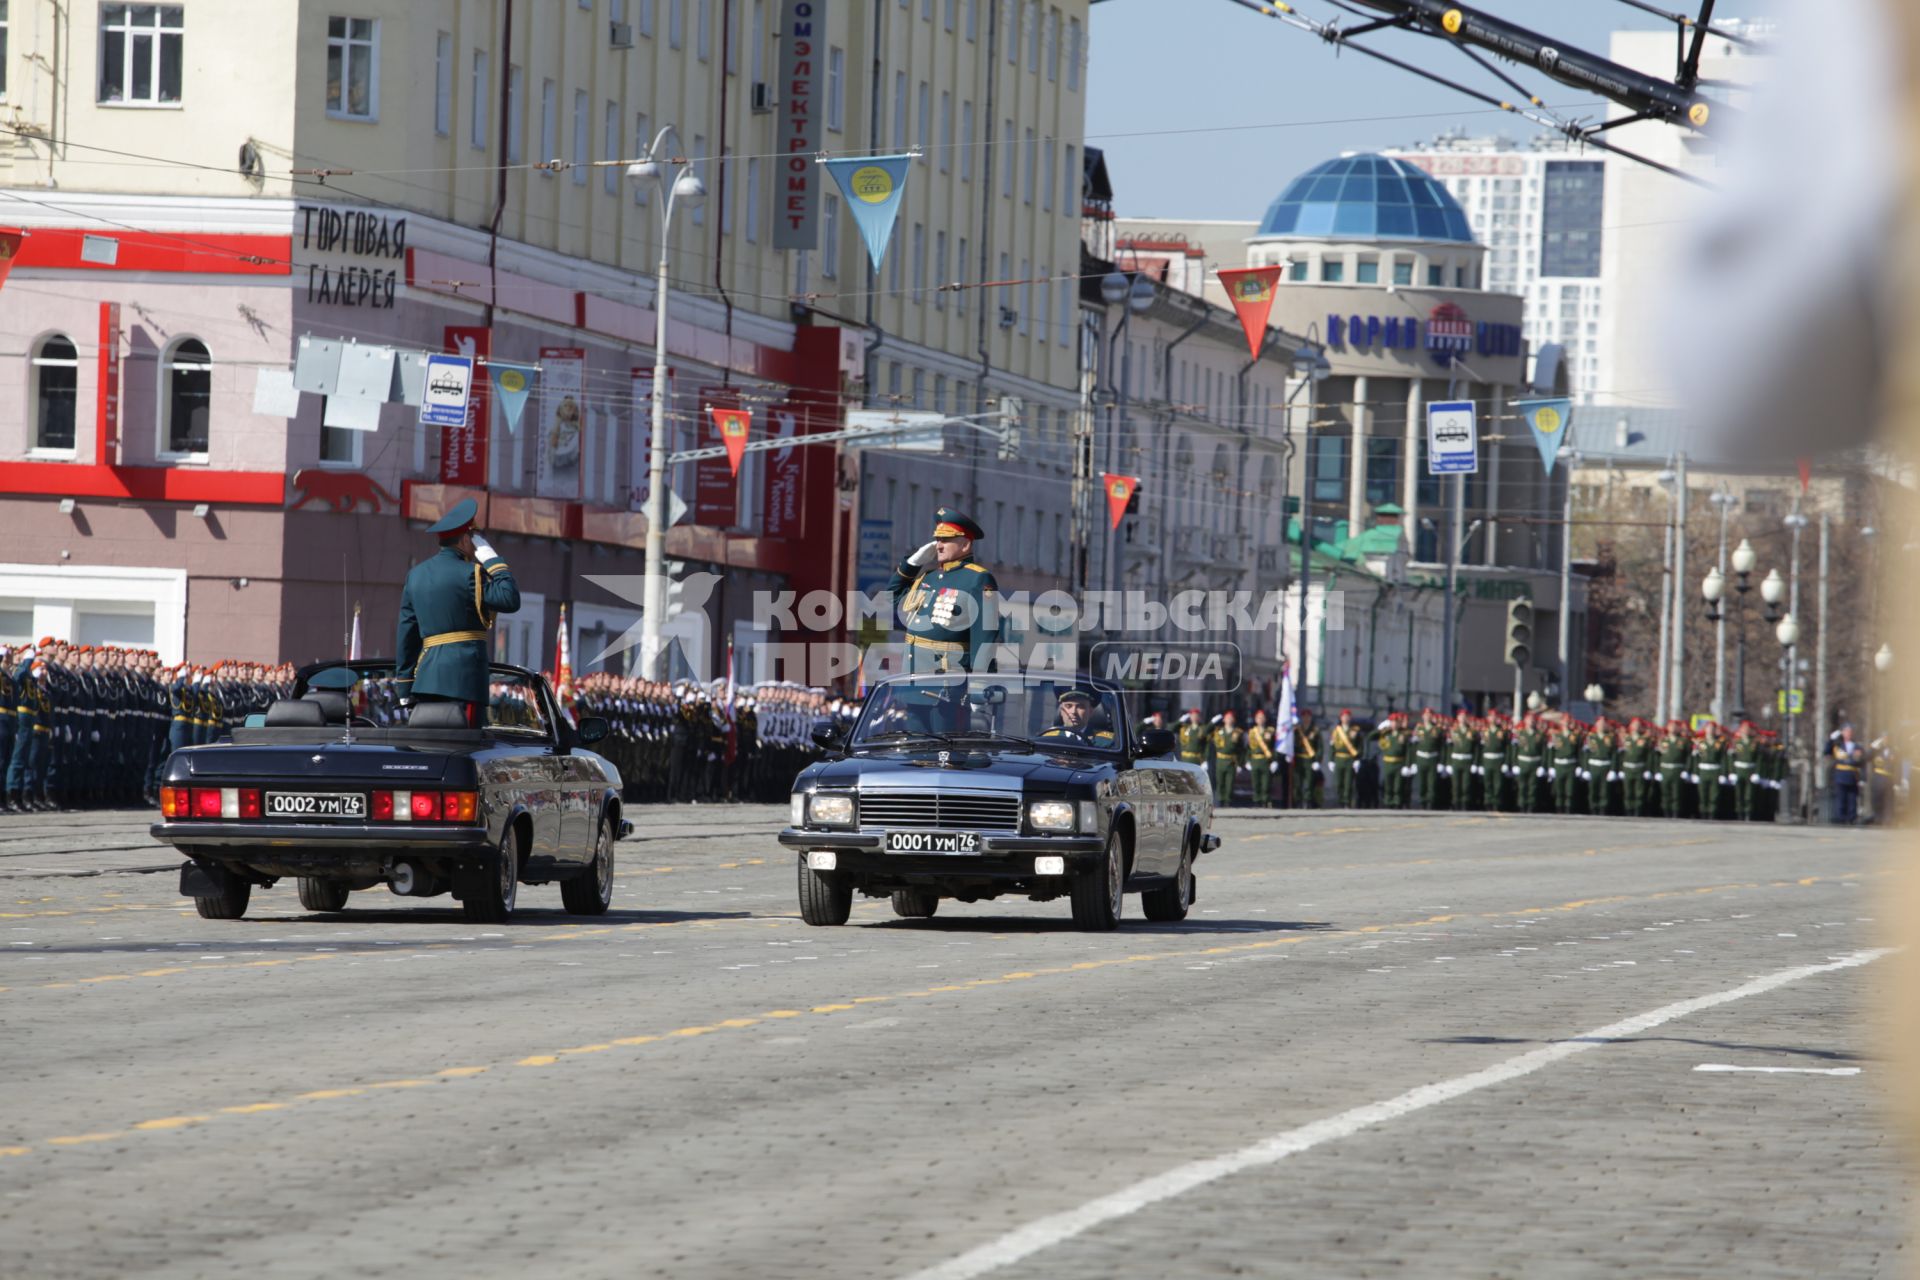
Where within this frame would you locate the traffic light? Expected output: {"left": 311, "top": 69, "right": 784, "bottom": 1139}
{"left": 1504, "top": 598, "right": 1533, "bottom": 668}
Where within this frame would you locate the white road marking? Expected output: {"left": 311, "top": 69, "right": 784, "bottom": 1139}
{"left": 1694, "top": 1063, "right": 1861, "bottom": 1076}
{"left": 903, "top": 948, "right": 1893, "bottom": 1280}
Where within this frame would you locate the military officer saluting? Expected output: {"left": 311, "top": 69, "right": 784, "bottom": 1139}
{"left": 395, "top": 498, "right": 521, "bottom": 725}
{"left": 889, "top": 507, "right": 1000, "bottom": 672}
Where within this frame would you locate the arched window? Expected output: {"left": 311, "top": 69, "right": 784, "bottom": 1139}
{"left": 31, "top": 334, "right": 79, "bottom": 452}
{"left": 162, "top": 338, "right": 212, "bottom": 457}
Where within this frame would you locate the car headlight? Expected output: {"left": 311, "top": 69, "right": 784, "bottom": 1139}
{"left": 1027, "top": 800, "right": 1077, "bottom": 832}
{"left": 808, "top": 793, "right": 855, "bottom": 826}
{"left": 790, "top": 793, "right": 806, "bottom": 827}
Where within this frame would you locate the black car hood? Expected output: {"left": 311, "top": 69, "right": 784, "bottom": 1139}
{"left": 805, "top": 748, "right": 1103, "bottom": 791}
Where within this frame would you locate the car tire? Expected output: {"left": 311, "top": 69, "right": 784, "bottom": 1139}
{"left": 561, "top": 821, "right": 615, "bottom": 916}
{"left": 193, "top": 867, "right": 251, "bottom": 920}
{"left": 1070, "top": 829, "right": 1125, "bottom": 932}
{"left": 890, "top": 887, "right": 939, "bottom": 919}
{"left": 1141, "top": 840, "right": 1195, "bottom": 923}
{"left": 462, "top": 826, "right": 521, "bottom": 924}
{"left": 296, "top": 877, "right": 350, "bottom": 913}
{"left": 797, "top": 857, "right": 852, "bottom": 926}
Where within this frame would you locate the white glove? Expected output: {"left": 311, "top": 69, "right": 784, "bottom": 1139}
{"left": 1644, "top": 770, "right": 1654, "bottom": 781}
{"left": 1536, "top": 766, "right": 1546, "bottom": 778}
{"left": 471, "top": 532, "right": 500, "bottom": 564}
{"left": 906, "top": 540, "right": 938, "bottom": 568}
{"left": 1269, "top": 761, "right": 1278, "bottom": 774}
{"left": 1402, "top": 765, "right": 1417, "bottom": 778}
{"left": 1720, "top": 774, "right": 1734, "bottom": 786}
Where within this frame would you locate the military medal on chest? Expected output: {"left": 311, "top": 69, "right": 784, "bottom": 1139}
{"left": 930, "top": 586, "right": 963, "bottom": 627}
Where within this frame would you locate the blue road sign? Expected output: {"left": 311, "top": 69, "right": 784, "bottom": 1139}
{"left": 418, "top": 354, "right": 474, "bottom": 429}
{"left": 1427, "top": 400, "right": 1479, "bottom": 475}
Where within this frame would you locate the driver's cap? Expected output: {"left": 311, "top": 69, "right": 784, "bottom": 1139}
{"left": 1057, "top": 687, "right": 1095, "bottom": 706}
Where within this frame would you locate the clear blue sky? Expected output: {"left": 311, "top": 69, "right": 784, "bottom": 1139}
{"left": 1084, "top": 1, "right": 1779, "bottom": 220}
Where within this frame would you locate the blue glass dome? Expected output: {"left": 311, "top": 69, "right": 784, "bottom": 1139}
{"left": 1256, "top": 154, "right": 1476, "bottom": 243}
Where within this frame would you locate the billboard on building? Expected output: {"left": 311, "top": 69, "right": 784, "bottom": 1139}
{"left": 536, "top": 347, "right": 585, "bottom": 499}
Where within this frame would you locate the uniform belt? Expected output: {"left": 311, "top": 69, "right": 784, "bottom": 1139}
{"left": 1516, "top": 754, "right": 1541, "bottom": 762}
{"left": 1416, "top": 750, "right": 1438, "bottom": 758}
{"left": 423, "top": 630, "right": 488, "bottom": 649}
{"left": 1383, "top": 755, "right": 1404, "bottom": 764}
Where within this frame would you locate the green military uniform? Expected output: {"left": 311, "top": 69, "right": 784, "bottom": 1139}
{"left": 395, "top": 499, "right": 522, "bottom": 715}
{"left": 1511, "top": 720, "right": 1546, "bottom": 813}
{"left": 1412, "top": 717, "right": 1444, "bottom": 809}
{"left": 1037, "top": 687, "right": 1116, "bottom": 749}
{"left": 1209, "top": 718, "right": 1246, "bottom": 807}
{"left": 1584, "top": 727, "right": 1618, "bottom": 816}
{"left": 1695, "top": 731, "right": 1729, "bottom": 820}
{"left": 1657, "top": 725, "right": 1692, "bottom": 818}
{"left": 1371, "top": 719, "right": 1409, "bottom": 809}
{"left": 1730, "top": 730, "right": 1763, "bottom": 821}
{"left": 1291, "top": 716, "right": 1323, "bottom": 808}
{"left": 1548, "top": 725, "right": 1582, "bottom": 814}
{"left": 1175, "top": 714, "right": 1209, "bottom": 768}
{"left": 1620, "top": 724, "right": 1654, "bottom": 817}
{"left": 1246, "top": 718, "right": 1278, "bottom": 807}
{"left": 1477, "top": 719, "right": 1511, "bottom": 812}
{"left": 1329, "top": 715, "right": 1363, "bottom": 808}
{"left": 1446, "top": 720, "right": 1478, "bottom": 811}
{"left": 887, "top": 507, "right": 1000, "bottom": 673}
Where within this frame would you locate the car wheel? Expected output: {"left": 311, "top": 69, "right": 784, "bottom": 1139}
{"left": 297, "top": 877, "right": 350, "bottom": 913}
{"left": 561, "top": 821, "right": 615, "bottom": 916}
{"left": 1070, "top": 829, "right": 1125, "bottom": 932}
{"left": 462, "top": 825, "right": 521, "bottom": 924}
{"left": 193, "top": 866, "right": 251, "bottom": 920}
{"left": 890, "top": 887, "right": 939, "bottom": 919}
{"left": 1141, "top": 840, "right": 1195, "bottom": 922}
{"left": 796, "top": 856, "right": 852, "bottom": 926}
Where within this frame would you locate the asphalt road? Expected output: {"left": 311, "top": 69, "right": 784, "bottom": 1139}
{"left": 1, "top": 807, "right": 1907, "bottom": 1279}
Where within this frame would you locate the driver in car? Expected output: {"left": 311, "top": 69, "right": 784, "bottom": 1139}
{"left": 1040, "top": 688, "right": 1115, "bottom": 746}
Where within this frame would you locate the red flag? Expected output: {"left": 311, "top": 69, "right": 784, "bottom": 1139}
{"left": 1796, "top": 456, "right": 1811, "bottom": 494}
{"left": 713, "top": 407, "right": 752, "bottom": 477}
{"left": 0, "top": 230, "right": 23, "bottom": 295}
{"left": 1102, "top": 473, "right": 1139, "bottom": 531}
{"left": 553, "top": 603, "right": 575, "bottom": 720}
{"left": 1217, "top": 266, "right": 1283, "bottom": 360}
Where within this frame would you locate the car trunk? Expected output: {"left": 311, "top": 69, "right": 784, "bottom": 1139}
{"left": 185, "top": 741, "right": 458, "bottom": 784}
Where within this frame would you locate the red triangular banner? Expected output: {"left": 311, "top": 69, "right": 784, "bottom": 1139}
{"left": 1796, "top": 456, "right": 1811, "bottom": 495}
{"left": 1102, "top": 473, "right": 1138, "bottom": 531}
{"left": 1217, "top": 266, "right": 1283, "bottom": 360}
{"left": 0, "top": 229, "right": 24, "bottom": 296}
{"left": 713, "top": 407, "right": 752, "bottom": 477}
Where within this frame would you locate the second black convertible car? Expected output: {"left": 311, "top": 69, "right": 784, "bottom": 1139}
{"left": 151, "top": 661, "right": 627, "bottom": 923}
{"left": 780, "top": 674, "right": 1218, "bottom": 931}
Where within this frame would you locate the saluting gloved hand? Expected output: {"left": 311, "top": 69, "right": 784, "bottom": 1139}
{"left": 906, "top": 540, "right": 939, "bottom": 568}
{"left": 470, "top": 532, "right": 501, "bottom": 564}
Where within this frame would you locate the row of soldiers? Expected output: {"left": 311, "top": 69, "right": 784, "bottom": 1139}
{"left": 2, "top": 640, "right": 293, "bottom": 812}
{"left": 1161, "top": 703, "right": 1799, "bottom": 821}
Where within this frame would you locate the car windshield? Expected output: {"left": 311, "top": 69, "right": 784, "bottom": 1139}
{"left": 852, "top": 675, "right": 1125, "bottom": 753}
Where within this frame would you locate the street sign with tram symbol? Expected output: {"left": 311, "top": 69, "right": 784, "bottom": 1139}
{"left": 1427, "top": 400, "right": 1478, "bottom": 475}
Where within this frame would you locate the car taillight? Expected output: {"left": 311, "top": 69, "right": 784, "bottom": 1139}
{"left": 238, "top": 788, "right": 262, "bottom": 819}
{"left": 160, "top": 787, "right": 183, "bottom": 818}
{"left": 371, "top": 790, "right": 394, "bottom": 821}
{"left": 443, "top": 791, "right": 478, "bottom": 823}
{"left": 192, "top": 788, "right": 223, "bottom": 818}
{"left": 410, "top": 791, "right": 441, "bottom": 821}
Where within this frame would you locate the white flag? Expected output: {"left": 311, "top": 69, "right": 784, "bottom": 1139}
{"left": 1276, "top": 665, "right": 1298, "bottom": 762}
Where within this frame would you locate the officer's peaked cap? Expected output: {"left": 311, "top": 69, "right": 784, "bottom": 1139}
{"left": 426, "top": 497, "right": 480, "bottom": 539}
{"left": 931, "top": 507, "right": 984, "bottom": 541}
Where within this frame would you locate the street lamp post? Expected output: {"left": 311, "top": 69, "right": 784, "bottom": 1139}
{"left": 1099, "top": 271, "right": 1155, "bottom": 601}
{"left": 628, "top": 129, "right": 707, "bottom": 680}
{"left": 1653, "top": 463, "right": 1678, "bottom": 724}
{"left": 1708, "top": 489, "right": 1738, "bottom": 723}
{"left": 1783, "top": 507, "right": 1809, "bottom": 813}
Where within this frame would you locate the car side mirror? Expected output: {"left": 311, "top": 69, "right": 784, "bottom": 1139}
{"left": 576, "top": 716, "right": 609, "bottom": 745}
{"left": 811, "top": 722, "right": 845, "bottom": 752}
{"left": 1140, "top": 728, "right": 1177, "bottom": 757}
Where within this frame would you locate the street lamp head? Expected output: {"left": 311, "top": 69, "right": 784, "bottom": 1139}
{"left": 1876, "top": 643, "right": 1894, "bottom": 673}
{"left": 1584, "top": 683, "right": 1604, "bottom": 703}
{"left": 1784, "top": 511, "right": 1809, "bottom": 530}
{"left": 1654, "top": 468, "right": 1676, "bottom": 486}
{"left": 1701, "top": 566, "right": 1725, "bottom": 603}
{"left": 672, "top": 169, "right": 708, "bottom": 201}
{"left": 1777, "top": 614, "right": 1800, "bottom": 646}
{"left": 1526, "top": 691, "right": 1545, "bottom": 712}
{"left": 1100, "top": 271, "right": 1129, "bottom": 306}
{"left": 1731, "top": 538, "right": 1757, "bottom": 575}
{"left": 1127, "top": 275, "right": 1155, "bottom": 314}
{"left": 626, "top": 159, "right": 661, "bottom": 184}
{"left": 1759, "top": 567, "right": 1785, "bottom": 606}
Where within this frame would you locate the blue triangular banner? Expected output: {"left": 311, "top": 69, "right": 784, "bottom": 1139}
{"left": 1516, "top": 398, "right": 1573, "bottom": 475}
{"left": 822, "top": 154, "right": 913, "bottom": 273}
{"left": 490, "top": 362, "right": 538, "bottom": 434}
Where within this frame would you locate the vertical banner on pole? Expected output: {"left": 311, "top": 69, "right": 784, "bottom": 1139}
{"left": 442, "top": 327, "right": 491, "bottom": 484}
{"left": 763, "top": 404, "right": 805, "bottom": 537}
{"left": 629, "top": 368, "right": 657, "bottom": 510}
{"left": 773, "top": 0, "right": 825, "bottom": 249}
{"left": 536, "top": 347, "right": 585, "bottom": 499}
{"left": 97, "top": 302, "right": 122, "bottom": 464}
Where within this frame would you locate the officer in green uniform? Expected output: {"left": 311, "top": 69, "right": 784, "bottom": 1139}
{"left": 1329, "top": 708, "right": 1363, "bottom": 808}
{"left": 1548, "top": 719, "right": 1582, "bottom": 815}
{"left": 888, "top": 508, "right": 1001, "bottom": 673}
{"left": 1695, "top": 724, "right": 1729, "bottom": 820}
{"left": 1446, "top": 711, "right": 1478, "bottom": 811}
{"left": 1729, "top": 721, "right": 1763, "bottom": 821}
{"left": 1369, "top": 713, "right": 1409, "bottom": 809}
{"left": 1657, "top": 720, "right": 1692, "bottom": 818}
{"left": 1209, "top": 710, "right": 1246, "bottom": 807}
{"left": 1870, "top": 733, "right": 1898, "bottom": 825}
{"left": 1412, "top": 709, "right": 1445, "bottom": 809}
{"left": 1038, "top": 687, "right": 1116, "bottom": 748}
{"left": 1512, "top": 713, "right": 1547, "bottom": 813}
{"left": 1620, "top": 718, "right": 1654, "bottom": 817}
{"left": 0, "top": 649, "right": 13, "bottom": 812}
{"left": 1246, "top": 708, "right": 1278, "bottom": 807}
{"left": 1475, "top": 713, "right": 1509, "bottom": 811}
{"left": 1584, "top": 719, "right": 1619, "bottom": 816}
{"left": 1175, "top": 708, "right": 1210, "bottom": 769}
{"left": 1291, "top": 708, "right": 1324, "bottom": 808}
{"left": 395, "top": 498, "right": 522, "bottom": 723}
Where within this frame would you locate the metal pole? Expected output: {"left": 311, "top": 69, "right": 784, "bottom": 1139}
{"left": 1104, "top": 312, "right": 1130, "bottom": 598}
{"left": 1787, "top": 511, "right": 1804, "bottom": 817}
{"left": 1814, "top": 511, "right": 1832, "bottom": 816}
{"left": 639, "top": 136, "right": 686, "bottom": 682}
{"left": 1670, "top": 452, "right": 1688, "bottom": 719}
{"left": 1654, "top": 510, "right": 1673, "bottom": 724}
{"left": 1443, "top": 469, "right": 1462, "bottom": 708}
{"left": 1295, "top": 379, "right": 1317, "bottom": 696}
{"left": 1712, "top": 495, "right": 1730, "bottom": 724}
{"left": 1557, "top": 451, "right": 1573, "bottom": 690}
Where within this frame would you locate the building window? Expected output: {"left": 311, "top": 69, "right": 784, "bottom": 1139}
{"left": 0, "top": 1, "right": 9, "bottom": 101}
{"left": 934, "top": 230, "right": 948, "bottom": 308}
{"left": 1046, "top": 7, "right": 1060, "bottom": 81}
{"left": 1311, "top": 434, "right": 1347, "bottom": 503}
{"left": 1005, "top": 0, "right": 1018, "bottom": 62}
{"left": 638, "top": 0, "right": 654, "bottom": 36}
{"left": 1320, "top": 260, "right": 1344, "bottom": 284}
{"left": 433, "top": 33, "right": 451, "bottom": 135}
{"left": 961, "top": 101, "right": 975, "bottom": 181}
{"left": 1066, "top": 16, "right": 1081, "bottom": 91}
{"left": 30, "top": 334, "right": 78, "bottom": 453}
{"left": 502, "top": 67, "right": 524, "bottom": 164}
{"left": 99, "top": 3, "right": 183, "bottom": 105}
{"left": 918, "top": 81, "right": 930, "bottom": 160}
{"left": 1026, "top": 0, "right": 1040, "bottom": 69}
{"left": 967, "top": 0, "right": 977, "bottom": 40}
{"left": 745, "top": 156, "right": 760, "bottom": 241}
{"left": 1023, "top": 128, "right": 1034, "bottom": 204}
{"left": 603, "top": 100, "right": 620, "bottom": 194}
{"left": 325, "top": 16, "right": 378, "bottom": 120}
{"left": 696, "top": 0, "right": 710, "bottom": 59}
{"left": 822, "top": 192, "right": 839, "bottom": 276}
{"left": 945, "top": 0, "right": 955, "bottom": 31}
{"left": 956, "top": 237, "right": 968, "bottom": 312}
{"left": 538, "top": 79, "right": 555, "bottom": 172}
{"left": 319, "top": 401, "right": 362, "bottom": 466}
{"left": 1062, "top": 143, "right": 1075, "bottom": 214}
{"left": 669, "top": 0, "right": 684, "bottom": 48}
{"left": 1365, "top": 436, "right": 1399, "bottom": 505}
{"left": 161, "top": 339, "right": 211, "bottom": 458}
{"left": 1019, "top": 258, "right": 1031, "bottom": 335}
{"left": 827, "top": 46, "right": 844, "bottom": 132}
{"left": 1002, "top": 120, "right": 1014, "bottom": 196}
{"left": 470, "top": 51, "right": 489, "bottom": 150}
{"left": 691, "top": 134, "right": 706, "bottom": 223}
{"left": 1392, "top": 259, "right": 1413, "bottom": 286}
{"left": 1427, "top": 263, "right": 1443, "bottom": 287}
{"left": 1288, "top": 260, "right": 1308, "bottom": 282}
{"left": 571, "top": 89, "right": 589, "bottom": 184}
{"left": 893, "top": 71, "right": 907, "bottom": 150}
{"left": 1042, "top": 141, "right": 1054, "bottom": 212}
{"left": 911, "top": 223, "right": 925, "bottom": 299}
{"left": 1355, "top": 258, "right": 1378, "bottom": 285}
{"left": 939, "top": 91, "right": 952, "bottom": 173}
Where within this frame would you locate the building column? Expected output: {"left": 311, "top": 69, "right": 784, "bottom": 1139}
{"left": 1403, "top": 377, "right": 1423, "bottom": 554}
{"left": 1348, "top": 375, "right": 1368, "bottom": 537}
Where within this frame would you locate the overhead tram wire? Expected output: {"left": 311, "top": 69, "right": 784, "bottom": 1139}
{"left": 1218, "top": 0, "right": 1718, "bottom": 189}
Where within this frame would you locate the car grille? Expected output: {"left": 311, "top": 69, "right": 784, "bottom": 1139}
{"left": 857, "top": 791, "right": 1021, "bottom": 832}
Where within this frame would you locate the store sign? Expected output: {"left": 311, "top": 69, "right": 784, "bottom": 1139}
{"left": 1326, "top": 303, "right": 1522, "bottom": 366}
{"left": 536, "top": 348, "right": 586, "bottom": 500}
{"left": 299, "top": 205, "right": 405, "bottom": 309}
{"left": 773, "top": 0, "right": 824, "bottom": 249}
{"left": 762, "top": 404, "right": 805, "bottom": 538}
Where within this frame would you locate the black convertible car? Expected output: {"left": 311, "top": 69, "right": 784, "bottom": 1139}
{"left": 150, "top": 661, "right": 628, "bottom": 923}
{"left": 779, "top": 673, "right": 1218, "bottom": 931}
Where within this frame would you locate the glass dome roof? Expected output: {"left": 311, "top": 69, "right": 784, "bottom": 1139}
{"left": 1256, "top": 154, "right": 1476, "bottom": 243}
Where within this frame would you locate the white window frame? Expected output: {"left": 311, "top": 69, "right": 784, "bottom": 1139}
{"left": 98, "top": 3, "right": 184, "bottom": 108}
{"left": 539, "top": 78, "right": 557, "bottom": 174}
{"left": 571, "top": 88, "right": 589, "bottom": 185}
{"left": 157, "top": 336, "right": 212, "bottom": 463}
{"left": 28, "top": 331, "right": 79, "bottom": 458}
{"left": 324, "top": 15, "right": 379, "bottom": 121}
{"left": 470, "top": 50, "right": 489, "bottom": 150}
{"left": 744, "top": 156, "right": 760, "bottom": 242}
{"left": 603, "top": 99, "right": 621, "bottom": 194}
{"left": 433, "top": 32, "right": 452, "bottom": 136}
{"left": 826, "top": 47, "right": 844, "bottom": 132}
{"left": 961, "top": 101, "right": 974, "bottom": 181}
{"left": 507, "top": 65, "right": 525, "bottom": 164}
{"left": 938, "top": 91, "right": 952, "bottom": 173}
{"left": 1067, "top": 16, "right": 1082, "bottom": 90}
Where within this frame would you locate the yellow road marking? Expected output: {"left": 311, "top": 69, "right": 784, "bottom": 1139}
{"left": 132, "top": 1116, "right": 209, "bottom": 1131}
{"left": 435, "top": 1067, "right": 488, "bottom": 1078}
{"left": 46, "top": 1133, "right": 121, "bottom": 1145}
{"left": 220, "top": 1103, "right": 286, "bottom": 1114}
{"left": 0, "top": 1146, "right": 31, "bottom": 1157}
{"left": 517, "top": 1056, "right": 557, "bottom": 1067}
